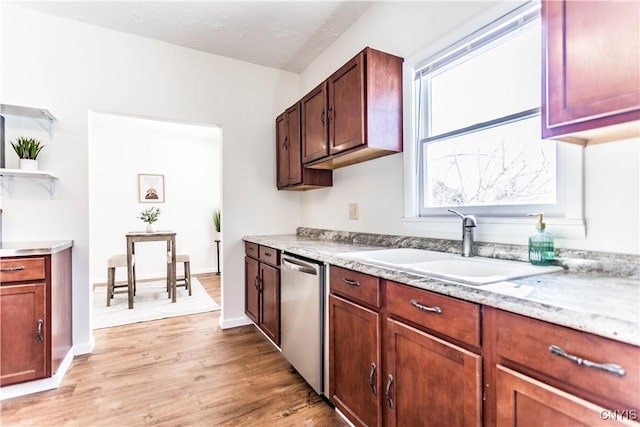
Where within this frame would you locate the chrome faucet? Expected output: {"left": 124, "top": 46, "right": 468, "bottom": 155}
{"left": 448, "top": 208, "right": 477, "bottom": 257}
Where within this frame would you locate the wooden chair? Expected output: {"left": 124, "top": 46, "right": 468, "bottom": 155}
{"left": 106, "top": 254, "right": 135, "bottom": 306}
{"left": 167, "top": 252, "right": 191, "bottom": 296}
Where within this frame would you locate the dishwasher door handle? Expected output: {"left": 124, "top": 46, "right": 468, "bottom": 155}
{"left": 282, "top": 257, "right": 319, "bottom": 275}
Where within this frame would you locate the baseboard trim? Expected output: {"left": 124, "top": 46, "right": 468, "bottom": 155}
{"left": 0, "top": 347, "right": 75, "bottom": 400}
{"left": 335, "top": 407, "right": 356, "bottom": 427}
{"left": 74, "top": 336, "right": 95, "bottom": 355}
{"left": 218, "top": 315, "right": 252, "bottom": 329}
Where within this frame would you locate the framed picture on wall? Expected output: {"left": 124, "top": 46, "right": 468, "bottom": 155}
{"left": 138, "top": 174, "right": 165, "bottom": 203}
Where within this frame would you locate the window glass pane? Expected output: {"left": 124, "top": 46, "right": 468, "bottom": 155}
{"left": 423, "top": 116, "right": 556, "bottom": 208}
{"left": 429, "top": 23, "right": 540, "bottom": 136}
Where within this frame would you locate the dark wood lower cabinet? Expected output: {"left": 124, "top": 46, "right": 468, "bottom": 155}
{"left": 329, "top": 294, "right": 381, "bottom": 427}
{"left": 0, "top": 283, "right": 47, "bottom": 385}
{"left": 259, "top": 263, "right": 279, "bottom": 344}
{"left": 244, "top": 242, "right": 280, "bottom": 345}
{"left": 496, "top": 366, "right": 634, "bottom": 427}
{"left": 327, "top": 261, "right": 640, "bottom": 427}
{"left": 384, "top": 318, "right": 482, "bottom": 427}
{"left": 0, "top": 248, "right": 72, "bottom": 387}
{"left": 244, "top": 256, "right": 259, "bottom": 324}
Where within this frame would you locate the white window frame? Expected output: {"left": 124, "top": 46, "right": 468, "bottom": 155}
{"left": 402, "top": 1, "right": 585, "bottom": 241}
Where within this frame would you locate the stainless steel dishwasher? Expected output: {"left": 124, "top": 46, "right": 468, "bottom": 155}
{"left": 280, "top": 253, "right": 327, "bottom": 395}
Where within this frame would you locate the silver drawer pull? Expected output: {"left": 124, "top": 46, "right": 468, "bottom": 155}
{"left": 1, "top": 265, "right": 26, "bottom": 272}
{"left": 36, "top": 319, "right": 44, "bottom": 343}
{"left": 369, "top": 363, "right": 377, "bottom": 395}
{"left": 409, "top": 299, "right": 442, "bottom": 314}
{"left": 342, "top": 278, "right": 360, "bottom": 287}
{"left": 386, "top": 374, "right": 394, "bottom": 409}
{"left": 549, "top": 345, "right": 626, "bottom": 377}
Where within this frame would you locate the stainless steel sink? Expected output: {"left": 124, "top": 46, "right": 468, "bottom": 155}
{"left": 337, "top": 248, "right": 563, "bottom": 285}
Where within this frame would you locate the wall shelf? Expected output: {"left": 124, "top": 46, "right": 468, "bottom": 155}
{"left": 0, "top": 168, "right": 58, "bottom": 198}
{"left": 0, "top": 104, "right": 57, "bottom": 137}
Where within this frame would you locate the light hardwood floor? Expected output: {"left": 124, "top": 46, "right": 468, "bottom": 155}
{"left": 1, "top": 273, "right": 347, "bottom": 426}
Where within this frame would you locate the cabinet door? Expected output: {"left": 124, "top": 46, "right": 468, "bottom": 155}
{"left": 1, "top": 283, "right": 47, "bottom": 386}
{"left": 244, "top": 256, "right": 260, "bottom": 324}
{"left": 543, "top": 0, "right": 640, "bottom": 140}
{"left": 329, "top": 294, "right": 381, "bottom": 427}
{"left": 276, "top": 112, "right": 289, "bottom": 188}
{"left": 302, "top": 82, "right": 329, "bottom": 163}
{"left": 259, "top": 263, "right": 280, "bottom": 345}
{"left": 277, "top": 105, "right": 303, "bottom": 188}
{"left": 496, "top": 365, "right": 635, "bottom": 427}
{"left": 285, "top": 104, "right": 302, "bottom": 186}
{"left": 329, "top": 52, "right": 365, "bottom": 155}
{"left": 384, "top": 318, "right": 482, "bottom": 427}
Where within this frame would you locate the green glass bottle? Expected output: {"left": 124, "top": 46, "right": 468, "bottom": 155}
{"left": 528, "top": 213, "right": 555, "bottom": 266}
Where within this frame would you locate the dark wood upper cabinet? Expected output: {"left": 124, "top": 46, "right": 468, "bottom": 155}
{"left": 301, "top": 83, "right": 329, "bottom": 164}
{"left": 302, "top": 47, "right": 403, "bottom": 170}
{"left": 276, "top": 102, "right": 332, "bottom": 191}
{"left": 328, "top": 54, "right": 365, "bottom": 156}
{"left": 542, "top": 0, "right": 640, "bottom": 144}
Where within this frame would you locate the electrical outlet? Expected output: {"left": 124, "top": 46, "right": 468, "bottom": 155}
{"left": 349, "top": 203, "right": 359, "bottom": 220}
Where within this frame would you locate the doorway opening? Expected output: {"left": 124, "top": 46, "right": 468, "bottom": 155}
{"left": 88, "top": 111, "right": 222, "bottom": 328}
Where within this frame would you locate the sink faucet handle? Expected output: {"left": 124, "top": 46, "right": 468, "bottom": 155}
{"left": 448, "top": 208, "right": 477, "bottom": 227}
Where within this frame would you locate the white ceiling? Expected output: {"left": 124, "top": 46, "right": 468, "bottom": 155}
{"left": 11, "top": 1, "right": 373, "bottom": 73}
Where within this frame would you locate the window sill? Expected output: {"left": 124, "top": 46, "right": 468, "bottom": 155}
{"left": 402, "top": 215, "right": 586, "bottom": 244}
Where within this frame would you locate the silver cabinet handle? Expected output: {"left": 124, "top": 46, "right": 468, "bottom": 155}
{"left": 342, "top": 278, "right": 360, "bottom": 287}
{"left": 369, "top": 363, "right": 377, "bottom": 395}
{"left": 1, "top": 265, "right": 26, "bottom": 272}
{"left": 254, "top": 276, "right": 259, "bottom": 289}
{"left": 549, "top": 345, "right": 626, "bottom": 377}
{"left": 386, "top": 374, "right": 394, "bottom": 409}
{"left": 36, "top": 319, "right": 44, "bottom": 343}
{"left": 409, "top": 299, "right": 442, "bottom": 314}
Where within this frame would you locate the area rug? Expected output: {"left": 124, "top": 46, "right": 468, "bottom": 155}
{"left": 93, "top": 277, "right": 220, "bottom": 329}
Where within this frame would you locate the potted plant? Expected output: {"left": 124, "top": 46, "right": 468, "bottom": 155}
{"left": 138, "top": 207, "right": 161, "bottom": 233}
{"left": 11, "top": 136, "right": 45, "bottom": 171}
{"left": 211, "top": 208, "right": 221, "bottom": 240}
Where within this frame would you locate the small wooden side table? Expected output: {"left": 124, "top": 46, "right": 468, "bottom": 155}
{"left": 125, "top": 230, "right": 177, "bottom": 309}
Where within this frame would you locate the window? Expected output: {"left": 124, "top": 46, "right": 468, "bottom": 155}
{"left": 414, "top": 2, "right": 562, "bottom": 217}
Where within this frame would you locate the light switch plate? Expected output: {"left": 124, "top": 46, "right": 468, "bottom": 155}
{"left": 349, "top": 203, "right": 359, "bottom": 220}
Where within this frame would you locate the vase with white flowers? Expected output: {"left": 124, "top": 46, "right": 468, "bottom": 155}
{"left": 138, "top": 207, "right": 161, "bottom": 233}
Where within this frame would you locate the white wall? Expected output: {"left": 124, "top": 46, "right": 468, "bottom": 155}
{"left": 89, "top": 112, "right": 221, "bottom": 283}
{"left": 299, "top": 1, "right": 640, "bottom": 255}
{"left": 1, "top": 4, "right": 302, "bottom": 354}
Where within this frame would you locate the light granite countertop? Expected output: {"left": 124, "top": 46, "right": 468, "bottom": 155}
{"left": 244, "top": 232, "right": 640, "bottom": 347}
{"left": 0, "top": 240, "right": 74, "bottom": 257}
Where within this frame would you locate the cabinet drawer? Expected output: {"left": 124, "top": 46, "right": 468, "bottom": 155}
{"left": 259, "top": 246, "right": 279, "bottom": 266}
{"left": 494, "top": 309, "right": 640, "bottom": 411}
{"left": 330, "top": 266, "right": 380, "bottom": 308}
{"left": 386, "top": 281, "right": 481, "bottom": 347}
{"left": 0, "top": 258, "right": 46, "bottom": 284}
{"left": 245, "top": 242, "right": 259, "bottom": 258}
